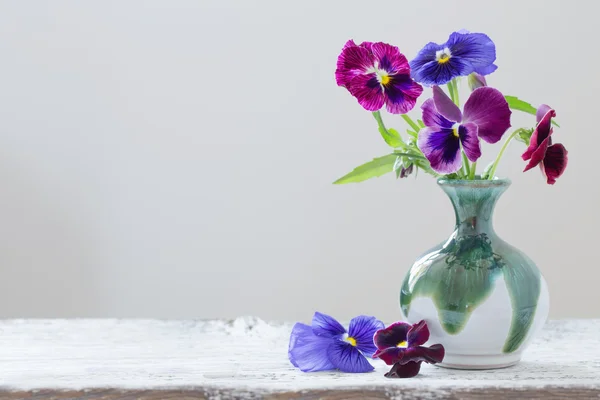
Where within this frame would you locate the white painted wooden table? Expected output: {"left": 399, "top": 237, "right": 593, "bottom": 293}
{"left": 0, "top": 319, "right": 598, "bottom": 399}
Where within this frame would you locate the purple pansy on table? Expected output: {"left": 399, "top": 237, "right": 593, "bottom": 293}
{"left": 417, "top": 85, "right": 511, "bottom": 174}
{"left": 373, "top": 320, "right": 445, "bottom": 378}
{"left": 335, "top": 40, "right": 423, "bottom": 114}
{"left": 288, "top": 312, "right": 384, "bottom": 373}
{"left": 409, "top": 31, "right": 497, "bottom": 86}
{"left": 522, "top": 105, "right": 568, "bottom": 184}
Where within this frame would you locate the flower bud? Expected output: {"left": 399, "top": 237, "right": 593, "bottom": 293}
{"left": 468, "top": 72, "right": 487, "bottom": 91}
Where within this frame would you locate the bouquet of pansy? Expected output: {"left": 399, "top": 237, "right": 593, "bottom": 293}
{"left": 333, "top": 31, "right": 567, "bottom": 184}
{"left": 288, "top": 30, "right": 569, "bottom": 381}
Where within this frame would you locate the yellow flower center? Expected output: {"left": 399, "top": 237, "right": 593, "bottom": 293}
{"left": 347, "top": 336, "right": 357, "bottom": 346}
{"left": 380, "top": 74, "right": 391, "bottom": 86}
{"left": 436, "top": 47, "right": 452, "bottom": 65}
{"left": 397, "top": 340, "right": 408, "bottom": 348}
{"left": 452, "top": 127, "right": 459, "bottom": 138}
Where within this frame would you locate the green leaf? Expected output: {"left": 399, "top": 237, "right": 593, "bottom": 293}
{"left": 333, "top": 154, "right": 398, "bottom": 184}
{"left": 393, "top": 156, "right": 402, "bottom": 179}
{"left": 505, "top": 96, "right": 560, "bottom": 127}
{"left": 373, "top": 111, "right": 404, "bottom": 148}
{"left": 481, "top": 162, "right": 495, "bottom": 180}
{"left": 417, "top": 119, "right": 425, "bottom": 128}
{"left": 514, "top": 127, "right": 534, "bottom": 146}
{"left": 379, "top": 127, "right": 403, "bottom": 148}
{"left": 406, "top": 129, "right": 418, "bottom": 139}
{"left": 505, "top": 95, "right": 536, "bottom": 114}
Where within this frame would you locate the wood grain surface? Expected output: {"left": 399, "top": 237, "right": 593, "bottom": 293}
{"left": 0, "top": 318, "right": 598, "bottom": 399}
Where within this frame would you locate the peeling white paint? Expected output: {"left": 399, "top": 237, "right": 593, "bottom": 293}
{"left": 0, "top": 319, "right": 597, "bottom": 394}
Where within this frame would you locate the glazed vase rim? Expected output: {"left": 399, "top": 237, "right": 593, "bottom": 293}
{"left": 437, "top": 177, "right": 511, "bottom": 187}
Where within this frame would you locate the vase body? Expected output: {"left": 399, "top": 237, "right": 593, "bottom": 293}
{"left": 400, "top": 179, "right": 549, "bottom": 369}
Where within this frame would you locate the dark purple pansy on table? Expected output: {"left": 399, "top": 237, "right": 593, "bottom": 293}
{"left": 417, "top": 85, "right": 511, "bottom": 174}
{"left": 335, "top": 40, "right": 423, "bottom": 114}
{"left": 288, "top": 312, "right": 384, "bottom": 373}
{"left": 522, "top": 105, "right": 568, "bottom": 185}
{"left": 373, "top": 320, "right": 445, "bottom": 378}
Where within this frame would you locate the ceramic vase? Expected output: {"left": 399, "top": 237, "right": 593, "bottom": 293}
{"left": 400, "top": 178, "right": 549, "bottom": 369}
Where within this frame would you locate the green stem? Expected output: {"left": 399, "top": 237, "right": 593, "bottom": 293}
{"left": 401, "top": 114, "right": 421, "bottom": 134}
{"left": 447, "top": 82, "right": 456, "bottom": 104}
{"left": 414, "top": 160, "right": 441, "bottom": 178}
{"left": 393, "top": 151, "right": 425, "bottom": 159}
{"left": 461, "top": 151, "right": 470, "bottom": 177}
{"left": 469, "top": 161, "right": 477, "bottom": 180}
{"left": 452, "top": 79, "right": 460, "bottom": 106}
{"left": 373, "top": 111, "right": 406, "bottom": 150}
{"left": 487, "top": 128, "right": 525, "bottom": 180}
{"left": 372, "top": 110, "right": 388, "bottom": 134}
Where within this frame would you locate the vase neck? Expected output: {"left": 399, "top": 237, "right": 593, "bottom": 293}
{"left": 438, "top": 180, "right": 510, "bottom": 236}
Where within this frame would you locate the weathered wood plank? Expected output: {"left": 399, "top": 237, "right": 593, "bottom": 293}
{"left": 2, "top": 388, "right": 600, "bottom": 400}
{"left": 0, "top": 318, "right": 598, "bottom": 399}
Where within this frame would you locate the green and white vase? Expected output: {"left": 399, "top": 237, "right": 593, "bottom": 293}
{"left": 400, "top": 178, "right": 549, "bottom": 369}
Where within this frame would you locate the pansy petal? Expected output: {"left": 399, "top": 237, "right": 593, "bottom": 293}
{"left": 372, "top": 347, "right": 405, "bottom": 365}
{"left": 312, "top": 312, "right": 346, "bottom": 337}
{"left": 288, "top": 323, "right": 335, "bottom": 372}
{"left": 373, "top": 321, "right": 411, "bottom": 350}
{"left": 542, "top": 143, "right": 568, "bottom": 185}
{"left": 421, "top": 99, "right": 454, "bottom": 130}
{"left": 358, "top": 41, "right": 374, "bottom": 50}
{"left": 371, "top": 42, "right": 410, "bottom": 75}
{"left": 473, "top": 63, "right": 498, "bottom": 76}
{"left": 399, "top": 344, "right": 446, "bottom": 365}
{"left": 523, "top": 107, "right": 556, "bottom": 160}
{"left": 523, "top": 137, "right": 550, "bottom": 172}
{"left": 383, "top": 75, "right": 423, "bottom": 114}
{"left": 433, "top": 85, "right": 462, "bottom": 122}
{"left": 463, "top": 87, "right": 511, "bottom": 143}
{"left": 459, "top": 122, "right": 482, "bottom": 162}
{"left": 409, "top": 41, "right": 444, "bottom": 74}
{"left": 417, "top": 127, "right": 462, "bottom": 174}
{"left": 328, "top": 341, "right": 374, "bottom": 373}
{"left": 346, "top": 73, "right": 385, "bottom": 112}
{"left": 384, "top": 361, "right": 422, "bottom": 378}
{"left": 406, "top": 320, "right": 430, "bottom": 347}
{"left": 536, "top": 104, "right": 555, "bottom": 124}
{"left": 348, "top": 316, "right": 385, "bottom": 357}
{"left": 446, "top": 32, "right": 496, "bottom": 75}
{"left": 411, "top": 57, "right": 472, "bottom": 86}
{"left": 335, "top": 41, "right": 375, "bottom": 87}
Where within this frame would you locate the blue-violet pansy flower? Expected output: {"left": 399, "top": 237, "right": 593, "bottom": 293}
{"left": 410, "top": 31, "right": 497, "bottom": 86}
{"left": 335, "top": 40, "right": 423, "bottom": 114}
{"left": 522, "top": 105, "right": 568, "bottom": 185}
{"left": 417, "top": 86, "right": 511, "bottom": 174}
{"left": 373, "top": 320, "right": 445, "bottom": 378}
{"left": 288, "top": 311, "right": 384, "bottom": 373}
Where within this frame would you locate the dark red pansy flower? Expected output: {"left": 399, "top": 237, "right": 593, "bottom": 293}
{"left": 522, "top": 105, "right": 568, "bottom": 185}
{"left": 372, "top": 320, "right": 445, "bottom": 378}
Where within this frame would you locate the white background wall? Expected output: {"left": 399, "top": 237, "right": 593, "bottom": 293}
{"left": 0, "top": 0, "right": 597, "bottom": 321}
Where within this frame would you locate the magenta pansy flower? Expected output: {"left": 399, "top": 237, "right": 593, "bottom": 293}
{"left": 335, "top": 40, "right": 423, "bottom": 114}
{"left": 417, "top": 86, "right": 511, "bottom": 174}
{"left": 522, "top": 105, "right": 568, "bottom": 185}
{"left": 373, "top": 320, "right": 445, "bottom": 378}
{"left": 288, "top": 312, "right": 384, "bottom": 373}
